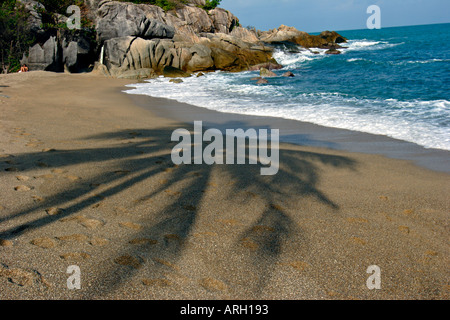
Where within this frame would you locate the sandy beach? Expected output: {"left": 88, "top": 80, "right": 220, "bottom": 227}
{"left": 0, "top": 71, "right": 448, "bottom": 300}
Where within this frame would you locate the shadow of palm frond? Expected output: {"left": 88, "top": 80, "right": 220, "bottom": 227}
{"left": 0, "top": 122, "right": 356, "bottom": 298}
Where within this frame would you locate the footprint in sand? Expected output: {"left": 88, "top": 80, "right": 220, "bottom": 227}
{"left": 199, "top": 278, "right": 228, "bottom": 292}
{"left": 61, "top": 216, "right": 104, "bottom": 230}
{"left": 14, "top": 185, "right": 32, "bottom": 192}
{"left": 0, "top": 239, "right": 13, "bottom": 247}
{"left": 45, "top": 207, "right": 64, "bottom": 216}
{"left": 60, "top": 252, "right": 91, "bottom": 261}
{"left": 119, "top": 222, "right": 144, "bottom": 231}
{"left": 240, "top": 238, "right": 259, "bottom": 250}
{"left": 90, "top": 237, "right": 109, "bottom": 247}
{"left": 32, "top": 195, "right": 45, "bottom": 203}
{"left": 164, "top": 234, "right": 182, "bottom": 244}
{"left": 142, "top": 278, "right": 171, "bottom": 287}
{"left": 153, "top": 258, "right": 180, "bottom": 271}
{"left": 398, "top": 226, "right": 410, "bottom": 234}
{"left": 78, "top": 217, "right": 104, "bottom": 230}
{"left": 114, "top": 255, "right": 143, "bottom": 269}
{"left": 129, "top": 238, "right": 158, "bottom": 245}
{"left": 30, "top": 237, "right": 56, "bottom": 249}
{"left": 65, "top": 175, "right": 81, "bottom": 181}
{"left": 280, "top": 261, "right": 311, "bottom": 272}
{"left": 217, "top": 219, "right": 243, "bottom": 227}
{"left": 0, "top": 264, "right": 51, "bottom": 288}
{"left": 15, "top": 175, "right": 30, "bottom": 181}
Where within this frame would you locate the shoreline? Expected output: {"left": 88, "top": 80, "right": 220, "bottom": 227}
{"left": 0, "top": 71, "right": 448, "bottom": 300}
{"left": 124, "top": 88, "right": 450, "bottom": 174}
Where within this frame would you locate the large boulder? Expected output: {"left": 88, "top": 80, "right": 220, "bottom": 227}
{"left": 102, "top": 32, "right": 274, "bottom": 77}
{"left": 187, "top": 44, "right": 214, "bottom": 71}
{"left": 117, "top": 68, "right": 157, "bottom": 80}
{"left": 103, "top": 37, "right": 187, "bottom": 76}
{"left": 163, "top": 66, "right": 192, "bottom": 78}
{"left": 230, "top": 27, "right": 259, "bottom": 43}
{"left": 22, "top": 36, "right": 60, "bottom": 71}
{"left": 96, "top": 1, "right": 175, "bottom": 43}
{"left": 175, "top": 5, "right": 215, "bottom": 34}
{"left": 208, "top": 8, "right": 239, "bottom": 34}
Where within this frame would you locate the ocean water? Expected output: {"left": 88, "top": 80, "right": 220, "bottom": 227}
{"left": 125, "top": 23, "right": 450, "bottom": 151}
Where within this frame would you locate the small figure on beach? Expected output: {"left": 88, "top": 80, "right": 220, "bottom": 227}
{"left": 19, "top": 64, "right": 29, "bottom": 73}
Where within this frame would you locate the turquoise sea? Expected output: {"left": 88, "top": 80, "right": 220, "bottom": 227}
{"left": 126, "top": 23, "right": 450, "bottom": 151}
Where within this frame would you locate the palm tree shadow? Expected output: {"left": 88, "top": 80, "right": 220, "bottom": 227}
{"left": 0, "top": 121, "right": 357, "bottom": 298}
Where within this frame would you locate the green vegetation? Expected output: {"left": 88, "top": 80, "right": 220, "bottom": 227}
{"left": 117, "top": 0, "right": 189, "bottom": 11}
{"left": 0, "top": 0, "right": 35, "bottom": 73}
{"left": 117, "top": 0, "right": 221, "bottom": 11}
{"left": 202, "top": 0, "right": 221, "bottom": 10}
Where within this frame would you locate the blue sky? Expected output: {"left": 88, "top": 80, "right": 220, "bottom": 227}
{"left": 220, "top": 0, "right": 450, "bottom": 33}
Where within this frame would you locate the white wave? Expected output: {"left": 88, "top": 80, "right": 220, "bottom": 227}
{"left": 347, "top": 58, "right": 366, "bottom": 62}
{"left": 272, "top": 49, "right": 325, "bottom": 69}
{"left": 406, "top": 58, "right": 449, "bottom": 64}
{"left": 124, "top": 71, "right": 450, "bottom": 151}
{"left": 344, "top": 39, "right": 404, "bottom": 52}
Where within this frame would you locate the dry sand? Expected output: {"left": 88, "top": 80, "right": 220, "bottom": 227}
{"left": 0, "top": 71, "right": 448, "bottom": 300}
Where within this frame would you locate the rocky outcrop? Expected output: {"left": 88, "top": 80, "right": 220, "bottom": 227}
{"left": 102, "top": 33, "right": 273, "bottom": 77}
{"left": 17, "top": 0, "right": 348, "bottom": 78}
{"left": 18, "top": 0, "right": 97, "bottom": 72}
{"left": 260, "top": 25, "right": 347, "bottom": 49}
{"left": 95, "top": 1, "right": 274, "bottom": 77}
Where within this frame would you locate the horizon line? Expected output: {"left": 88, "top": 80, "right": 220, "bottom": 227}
{"left": 307, "top": 21, "right": 450, "bottom": 34}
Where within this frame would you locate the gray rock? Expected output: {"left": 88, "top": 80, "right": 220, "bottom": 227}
{"left": 96, "top": 1, "right": 175, "bottom": 42}
{"left": 208, "top": 8, "right": 238, "bottom": 34}
{"left": 163, "top": 66, "right": 191, "bottom": 78}
{"left": 230, "top": 27, "right": 259, "bottom": 43}
{"left": 260, "top": 67, "right": 277, "bottom": 77}
{"left": 23, "top": 36, "right": 60, "bottom": 71}
{"left": 175, "top": 5, "right": 214, "bottom": 34}
{"left": 256, "top": 79, "right": 269, "bottom": 84}
{"left": 325, "top": 48, "right": 341, "bottom": 55}
{"left": 117, "top": 68, "right": 157, "bottom": 80}
{"left": 188, "top": 44, "right": 214, "bottom": 71}
{"left": 282, "top": 71, "right": 295, "bottom": 77}
{"left": 248, "top": 62, "right": 283, "bottom": 71}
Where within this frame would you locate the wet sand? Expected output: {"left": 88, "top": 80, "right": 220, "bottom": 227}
{"left": 0, "top": 71, "right": 448, "bottom": 300}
